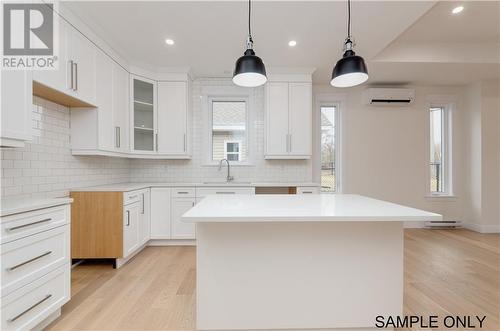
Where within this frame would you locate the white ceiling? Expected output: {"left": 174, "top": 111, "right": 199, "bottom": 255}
{"left": 64, "top": 1, "right": 500, "bottom": 86}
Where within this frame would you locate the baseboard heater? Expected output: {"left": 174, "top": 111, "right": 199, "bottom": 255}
{"left": 425, "top": 220, "right": 462, "bottom": 229}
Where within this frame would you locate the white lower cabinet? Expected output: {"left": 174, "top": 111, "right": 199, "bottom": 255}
{"left": 171, "top": 198, "right": 196, "bottom": 239}
{"left": 123, "top": 201, "right": 141, "bottom": 258}
{"left": 296, "top": 186, "right": 320, "bottom": 194}
{"left": 0, "top": 203, "right": 71, "bottom": 331}
{"left": 139, "top": 189, "right": 151, "bottom": 245}
{"left": 150, "top": 188, "right": 172, "bottom": 239}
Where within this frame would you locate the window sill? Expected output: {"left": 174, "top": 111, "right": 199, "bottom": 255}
{"left": 425, "top": 194, "right": 458, "bottom": 201}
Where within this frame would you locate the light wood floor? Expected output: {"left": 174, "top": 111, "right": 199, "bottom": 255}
{"left": 47, "top": 229, "right": 499, "bottom": 331}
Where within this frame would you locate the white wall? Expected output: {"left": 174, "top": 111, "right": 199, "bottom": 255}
{"left": 0, "top": 97, "right": 131, "bottom": 200}
{"left": 313, "top": 85, "right": 466, "bottom": 226}
{"left": 129, "top": 78, "right": 313, "bottom": 183}
{"left": 462, "top": 80, "right": 500, "bottom": 233}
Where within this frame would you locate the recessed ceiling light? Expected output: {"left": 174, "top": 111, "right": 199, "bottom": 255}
{"left": 288, "top": 40, "right": 297, "bottom": 47}
{"left": 452, "top": 6, "right": 464, "bottom": 14}
{"left": 165, "top": 38, "right": 175, "bottom": 45}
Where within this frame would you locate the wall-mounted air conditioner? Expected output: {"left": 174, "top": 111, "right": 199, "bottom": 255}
{"left": 363, "top": 88, "right": 415, "bottom": 106}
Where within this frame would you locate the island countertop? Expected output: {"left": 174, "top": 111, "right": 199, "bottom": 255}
{"left": 182, "top": 194, "right": 442, "bottom": 222}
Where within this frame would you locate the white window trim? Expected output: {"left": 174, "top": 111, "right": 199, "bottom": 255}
{"left": 314, "top": 93, "right": 345, "bottom": 193}
{"left": 224, "top": 140, "right": 242, "bottom": 161}
{"left": 426, "top": 96, "right": 455, "bottom": 197}
{"left": 201, "top": 85, "right": 254, "bottom": 166}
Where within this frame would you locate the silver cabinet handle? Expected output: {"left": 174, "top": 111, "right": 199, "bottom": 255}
{"left": 302, "top": 191, "right": 313, "bottom": 194}
{"left": 192, "top": 202, "right": 195, "bottom": 207}
{"left": 7, "top": 251, "right": 52, "bottom": 271}
{"left": 286, "top": 134, "right": 289, "bottom": 152}
{"left": 128, "top": 195, "right": 138, "bottom": 200}
{"left": 155, "top": 133, "right": 158, "bottom": 151}
{"left": 8, "top": 294, "right": 52, "bottom": 323}
{"left": 289, "top": 134, "right": 292, "bottom": 152}
{"left": 183, "top": 134, "right": 186, "bottom": 152}
{"left": 215, "top": 192, "right": 235, "bottom": 194}
{"left": 126, "top": 210, "right": 130, "bottom": 226}
{"left": 69, "top": 60, "right": 74, "bottom": 90}
{"left": 6, "top": 218, "right": 52, "bottom": 231}
{"left": 177, "top": 191, "right": 189, "bottom": 194}
{"left": 74, "top": 62, "right": 78, "bottom": 91}
{"left": 141, "top": 193, "right": 145, "bottom": 215}
{"left": 115, "top": 127, "right": 120, "bottom": 148}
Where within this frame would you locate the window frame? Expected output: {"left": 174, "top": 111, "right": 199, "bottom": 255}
{"left": 427, "top": 98, "right": 454, "bottom": 197}
{"left": 317, "top": 100, "right": 342, "bottom": 193}
{"left": 205, "top": 94, "right": 251, "bottom": 165}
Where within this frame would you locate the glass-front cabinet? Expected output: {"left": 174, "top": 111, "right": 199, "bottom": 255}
{"left": 131, "top": 76, "right": 156, "bottom": 152}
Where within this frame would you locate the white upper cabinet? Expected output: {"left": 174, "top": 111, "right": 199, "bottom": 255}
{"left": 33, "top": 19, "right": 69, "bottom": 93}
{"left": 265, "top": 79, "right": 312, "bottom": 159}
{"left": 95, "top": 50, "right": 114, "bottom": 151}
{"left": 131, "top": 76, "right": 157, "bottom": 153}
{"left": 1, "top": 70, "right": 33, "bottom": 148}
{"left": 66, "top": 27, "right": 96, "bottom": 105}
{"left": 112, "top": 64, "right": 130, "bottom": 152}
{"left": 157, "top": 81, "right": 191, "bottom": 157}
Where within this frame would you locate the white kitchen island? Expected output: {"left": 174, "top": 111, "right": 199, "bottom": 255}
{"left": 182, "top": 194, "right": 442, "bottom": 331}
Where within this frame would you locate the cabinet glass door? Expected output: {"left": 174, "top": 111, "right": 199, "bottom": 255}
{"left": 133, "top": 79, "right": 155, "bottom": 151}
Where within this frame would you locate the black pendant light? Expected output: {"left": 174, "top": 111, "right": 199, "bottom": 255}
{"left": 233, "top": 0, "right": 267, "bottom": 87}
{"left": 330, "top": 0, "right": 368, "bottom": 88}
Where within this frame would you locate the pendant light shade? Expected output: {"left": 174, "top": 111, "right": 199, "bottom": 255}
{"left": 233, "top": 48, "right": 267, "bottom": 87}
{"left": 330, "top": 46, "right": 368, "bottom": 88}
{"left": 232, "top": 0, "right": 267, "bottom": 87}
{"left": 330, "top": 0, "right": 369, "bottom": 88}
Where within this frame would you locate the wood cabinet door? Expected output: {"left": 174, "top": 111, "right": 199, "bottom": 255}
{"left": 157, "top": 81, "right": 188, "bottom": 155}
{"left": 288, "top": 82, "right": 312, "bottom": 157}
{"left": 171, "top": 198, "right": 195, "bottom": 239}
{"left": 265, "top": 82, "right": 289, "bottom": 157}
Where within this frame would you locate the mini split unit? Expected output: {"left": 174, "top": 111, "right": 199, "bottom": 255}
{"left": 363, "top": 88, "right": 415, "bottom": 106}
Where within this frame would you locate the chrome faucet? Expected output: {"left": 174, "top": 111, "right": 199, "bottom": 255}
{"left": 218, "top": 158, "right": 234, "bottom": 182}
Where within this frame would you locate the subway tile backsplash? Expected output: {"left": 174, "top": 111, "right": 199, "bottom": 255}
{"left": 1, "top": 79, "right": 312, "bottom": 200}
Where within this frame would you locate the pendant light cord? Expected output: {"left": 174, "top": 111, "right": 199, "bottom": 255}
{"left": 347, "top": 0, "right": 351, "bottom": 40}
{"left": 248, "top": 0, "right": 253, "bottom": 42}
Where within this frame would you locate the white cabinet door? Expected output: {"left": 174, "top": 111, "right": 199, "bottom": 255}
{"left": 265, "top": 82, "right": 289, "bottom": 157}
{"left": 1, "top": 70, "right": 32, "bottom": 147}
{"left": 33, "top": 19, "right": 69, "bottom": 93}
{"left": 150, "top": 188, "right": 171, "bottom": 239}
{"left": 123, "top": 202, "right": 140, "bottom": 257}
{"left": 157, "top": 81, "right": 188, "bottom": 155}
{"left": 289, "top": 83, "right": 312, "bottom": 157}
{"left": 139, "top": 190, "right": 151, "bottom": 245}
{"left": 171, "top": 198, "right": 195, "bottom": 239}
{"left": 113, "top": 64, "right": 129, "bottom": 152}
{"left": 95, "top": 50, "right": 114, "bottom": 151}
{"left": 67, "top": 27, "right": 96, "bottom": 105}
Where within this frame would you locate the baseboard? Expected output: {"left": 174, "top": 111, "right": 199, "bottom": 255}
{"left": 147, "top": 239, "right": 196, "bottom": 246}
{"left": 403, "top": 221, "right": 425, "bottom": 229}
{"left": 463, "top": 222, "right": 500, "bottom": 233}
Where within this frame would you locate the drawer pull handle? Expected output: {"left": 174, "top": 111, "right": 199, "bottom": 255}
{"left": 216, "top": 192, "right": 235, "bottom": 194}
{"left": 177, "top": 192, "right": 189, "bottom": 194}
{"left": 7, "top": 251, "right": 52, "bottom": 271}
{"left": 6, "top": 218, "right": 52, "bottom": 231}
{"left": 8, "top": 294, "right": 52, "bottom": 323}
{"left": 128, "top": 195, "right": 138, "bottom": 200}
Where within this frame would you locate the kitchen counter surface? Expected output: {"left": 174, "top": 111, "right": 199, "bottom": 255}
{"left": 0, "top": 197, "right": 73, "bottom": 217}
{"left": 71, "top": 182, "right": 320, "bottom": 192}
{"left": 182, "top": 194, "right": 442, "bottom": 222}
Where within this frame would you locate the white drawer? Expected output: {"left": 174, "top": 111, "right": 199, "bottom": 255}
{"left": 1, "top": 206, "right": 68, "bottom": 245}
{"left": 1, "top": 225, "right": 70, "bottom": 297}
{"left": 196, "top": 187, "right": 255, "bottom": 198}
{"left": 124, "top": 190, "right": 142, "bottom": 205}
{"left": 171, "top": 187, "right": 196, "bottom": 198}
{"left": 1, "top": 264, "right": 70, "bottom": 331}
{"left": 296, "top": 187, "right": 320, "bottom": 194}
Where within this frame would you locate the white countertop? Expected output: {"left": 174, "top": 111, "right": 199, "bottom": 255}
{"left": 182, "top": 194, "right": 442, "bottom": 222}
{"left": 71, "top": 182, "right": 320, "bottom": 192}
{"left": 1, "top": 197, "right": 73, "bottom": 217}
